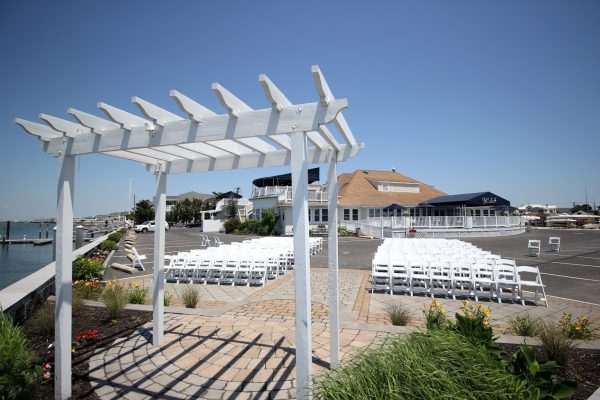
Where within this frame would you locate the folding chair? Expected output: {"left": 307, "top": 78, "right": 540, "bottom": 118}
{"left": 517, "top": 266, "right": 548, "bottom": 307}
{"left": 473, "top": 263, "right": 495, "bottom": 302}
{"left": 371, "top": 253, "right": 391, "bottom": 293}
{"left": 495, "top": 263, "right": 518, "bottom": 304}
{"left": 527, "top": 240, "right": 541, "bottom": 257}
{"left": 201, "top": 235, "right": 211, "bottom": 248}
{"left": 131, "top": 247, "right": 147, "bottom": 271}
{"left": 213, "top": 236, "right": 224, "bottom": 247}
{"left": 547, "top": 237, "right": 560, "bottom": 253}
{"left": 450, "top": 262, "right": 474, "bottom": 300}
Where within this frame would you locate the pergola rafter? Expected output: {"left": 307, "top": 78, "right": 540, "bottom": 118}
{"left": 14, "top": 65, "right": 363, "bottom": 400}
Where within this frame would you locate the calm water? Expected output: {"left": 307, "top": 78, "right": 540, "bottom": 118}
{"left": 0, "top": 222, "right": 56, "bottom": 291}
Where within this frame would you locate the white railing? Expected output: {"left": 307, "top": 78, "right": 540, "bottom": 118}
{"left": 252, "top": 185, "right": 328, "bottom": 204}
{"left": 342, "top": 216, "right": 525, "bottom": 239}
{"left": 251, "top": 186, "right": 287, "bottom": 198}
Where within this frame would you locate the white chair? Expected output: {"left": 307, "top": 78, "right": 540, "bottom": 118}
{"left": 528, "top": 240, "right": 541, "bottom": 257}
{"left": 249, "top": 259, "right": 267, "bottom": 286}
{"left": 547, "top": 237, "right": 560, "bottom": 253}
{"left": 473, "top": 263, "right": 495, "bottom": 302}
{"left": 429, "top": 262, "right": 452, "bottom": 298}
{"left": 390, "top": 257, "right": 410, "bottom": 295}
{"left": 408, "top": 261, "right": 429, "bottom": 296}
{"left": 517, "top": 266, "right": 548, "bottom": 307}
{"left": 131, "top": 247, "right": 147, "bottom": 271}
{"left": 201, "top": 235, "right": 211, "bottom": 248}
{"left": 371, "top": 254, "right": 391, "bottom": 293}
{"left": 213, "top": 236, "right": 224, "bottom": 247}
{"left": 450, "top": 262, "right": 474, "bottom": 300}
{"left": 495, "top": 263, "right": 518, "bottom": 304}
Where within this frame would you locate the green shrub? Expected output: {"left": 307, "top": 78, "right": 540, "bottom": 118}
{"left": 164, "top": 291, "right": 173, "bottom": 306}
{"left": 557, "top": 312, "right": 595, "bottom": 340}
{"left": 30, "top": 302, "right": 55, "bottom": 337}
{"left": 223, "top": 218, "right": 240, "bottom": 234}
{"left": 453, "top": 301, "right": 499, "bottom": 355}
{"left": 423, "top": 299, "right": 449, "bottom": 330}
{"left": 312, "top": 329, "right": 530, "bottom": 399}
{"left": 383, "top": 304, "right": 410, "bottom": 326}
{"left": 108, "top": 232, "right": 123, "bottom": 243}
{"left": 127, "top": 282, "right": 148, "bottom": 304}
{"left": 101, "top": 280, "right": 128, "bottom": 319}
{"left": 0, "top": 310, "right": 43, "bottom": 399}
{"left": 118, "top": 228, "right": 127, "bottom": 235}
{"left": 507, "top": 345, "right": 576, "bottom": 399}
{"left": 537, "top": 322, "right": 576, "bottom": 366}
{"left": 73, "top": 279, "right": 102, "bottom": 300}
{"left": 99, "top": 239, "right": 118, "bottom": 251}
{"left": 72, "top": 256, "right": 104, "bottom": 281}
{"left": 180, "top": 285, "right": 199, "bottom": 308}
{"left": 507, "top": 314, "right": 542, "bottom": 337}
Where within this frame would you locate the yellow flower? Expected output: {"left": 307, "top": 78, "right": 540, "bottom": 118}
{"left": 440, "top": 308, "right": 446, "bottom": 315}
{"left": 469, "top": 305, "right": 475, "bottom": 311}
{"left": 483, "top": 320, "right": 489, "bottom": 327}
{"left": 483, "top": 309, "right": 491, "bottom": 317}
{"left": 135, "top": 283, "right": 141, "bottom": 289}
{"left": 477, "top": 304, "right": 483, "bottom": 309}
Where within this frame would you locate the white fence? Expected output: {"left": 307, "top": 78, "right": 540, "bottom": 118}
{"left": 342, "top": 216, "right": 525, "bottom": 239}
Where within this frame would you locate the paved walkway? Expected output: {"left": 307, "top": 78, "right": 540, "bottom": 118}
{"left": 89, "top": 267, "right": 600, "bottom": 399}
{"left": 89, "top": 230, "right": 600, "bottom": 399}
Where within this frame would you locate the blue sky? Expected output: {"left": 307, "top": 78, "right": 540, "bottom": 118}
{"left": 1, "top": 1, "right": 599, "bottom": 220}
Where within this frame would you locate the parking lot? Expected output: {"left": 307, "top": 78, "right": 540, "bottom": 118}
{"left": 107, "top": 227, "right": 600, "bottom": 305}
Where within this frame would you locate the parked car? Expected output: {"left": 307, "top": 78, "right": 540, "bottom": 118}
{"left": 134, "top": 220, "right": 170, "bottom": 233}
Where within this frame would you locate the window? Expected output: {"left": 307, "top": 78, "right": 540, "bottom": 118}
{"left": 314, "top": 208, "right": 320, "bottom": 222}
{"left": 254, "top": 209, "right": 262, "bottom": 220}
{"left": 344, "top": 208, "right": 359, "bottom": 221}
{"left": 321, "top": 209, "right": 328, "bottom": 222}
{"left": 368, "top": 208, "right": 381, "bottom": 218}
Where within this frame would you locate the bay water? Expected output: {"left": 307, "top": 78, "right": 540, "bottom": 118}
{"left": 0, "top": 222, "right": 56, "bottom": 291}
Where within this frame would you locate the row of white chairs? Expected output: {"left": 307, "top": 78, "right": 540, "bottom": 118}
{"left": 164, "top": 237, "right": 324, "bottom": 286}
{"left": 372, "top": 239, "right": 547, "bottom": 306}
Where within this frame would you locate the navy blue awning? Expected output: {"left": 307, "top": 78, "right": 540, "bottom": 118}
{"left": 252, "top": 167, "right": 319, "bottom": 187}
{"left": 383, "top": 204, "right": 405, "bottom": 211}
{"left": 425, "top": 192, "right": 511, "bottom": 207}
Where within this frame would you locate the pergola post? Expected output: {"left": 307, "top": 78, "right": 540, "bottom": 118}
{"left": 327, "top": 152, "right": 340, "bottom": 368}
{"left": 55, "top": 155, "right": 75, "bottom": 400}
{"left": 291, "top": 131, "right": 312, "bottom": 399}
{"left": 152, "top": 166, "right": 167, "bottom": 346}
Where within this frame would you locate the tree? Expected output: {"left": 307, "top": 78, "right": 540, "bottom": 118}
{"left": 133, "top": 200, "right": 154, "bottom": 224}
{"left": 571, "top": 204, "right": 592, "bottom": 214}
{"left": 224, "top": 199, "right": 239, "bottom": 219}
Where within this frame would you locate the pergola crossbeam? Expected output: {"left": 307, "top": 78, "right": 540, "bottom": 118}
{"left": 259, "top": 74, "right": 292, "bottom": 111}
{"left": 98, "top": 102, "right": 152, "bottom": 130}
{"left": 268, "top": 134, "right": 292, "bottom": 151}
{"left": 39, "top": 114, "right": 90, "bottom": 137}
{"left": 67, "top": 108, "right": 120, "bottom": 133}
{"left": 132, "top": 97, "right": 184, "bottom": 126}
{"left": 212, "top": 83, "right": 253, "bottom": 117}
{"left": 14, "top": 118, "right": 62, "bottom": 141}
{"left": 311, "top": 65, "right": 357, "bottom": 147}
{"left": 236, "top": 137, "right": 277, "bottom": 154}
{"left": 170, "top": 90, "right": 217, "bottom": 122}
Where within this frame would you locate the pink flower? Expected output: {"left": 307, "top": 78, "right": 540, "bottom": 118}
{"left": 44, "top": 363, "right": 51, "bottom": 369}
{"left": 44, "top": 371, "right": 51, "bottom": 380}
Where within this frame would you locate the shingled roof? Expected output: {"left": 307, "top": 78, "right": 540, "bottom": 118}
{"left": 337, "top": 170, "right": 446, "bottom": 207}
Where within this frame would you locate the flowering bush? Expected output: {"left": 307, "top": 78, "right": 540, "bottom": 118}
{"left": 423, "top": 299, "right": 448, "bottom": 329}
{"left": 557, "top": 313, "right": 594, "bottom": 340}
{"left": 127, "top": 281, "right": 149, "bottom": 304}
{"left": 454, "top": 301, "right": 498, "bottom": 354}
{"left": 101, "top": 280, "right": 128, "bottom": 319}
{"left": 72, "top": 256, "right": 104, "bottom": 280}
{"left": 72, "top": 330, "right": 99, "bottom": 353}
{"left": 42, "top": 362, "right": 52, "bottom": 381}
{"left": 73, "top": 278, "right": 102, "bottom": 299}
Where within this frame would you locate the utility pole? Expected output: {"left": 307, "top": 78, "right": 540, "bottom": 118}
{"left": 585, "top": 187, "right": 589, "bottom": 213}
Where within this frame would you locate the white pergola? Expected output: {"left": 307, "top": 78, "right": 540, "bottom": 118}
{"left": 15, "top": 65, "right": 363, "bottom": 400}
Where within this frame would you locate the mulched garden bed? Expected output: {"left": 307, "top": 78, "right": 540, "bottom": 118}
{"left": 497, "top": 342, "right": 600, "bottom": 400}
{"left": 22, "top": 303, "right": 152, "bottom": 399}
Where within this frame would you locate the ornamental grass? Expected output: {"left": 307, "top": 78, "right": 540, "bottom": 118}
{"left": 312, "top": 329, "right": 530, "bottom": 400}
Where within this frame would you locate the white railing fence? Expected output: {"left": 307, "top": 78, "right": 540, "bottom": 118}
{"left": 341, "top": 216, "right": 525, "bottom": 239}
